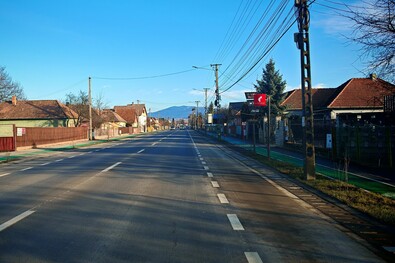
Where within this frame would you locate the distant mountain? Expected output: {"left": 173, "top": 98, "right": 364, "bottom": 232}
{"left": 150, "top": 106, "right": 205, "bottom": 119}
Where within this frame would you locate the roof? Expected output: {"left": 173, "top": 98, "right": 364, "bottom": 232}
{"left": 127, "top": 103, "right": 146, "bottom": 116}
{"left": 328, "top": 78, "right": 395, "bottom": 108}
{"left": 101, "top": 109, "right": 127, "bottom": 123}
{"left": 114, "top": 106, "right": 138, "bottom": 124}
{"left": 281, "top": 88, "right": 337, "bottom": 110}
{"left": 0, "top": 99, "right": 77, "bottom": 120}
{"left": 280, "top": 77, "right": 395, "bottom": 111}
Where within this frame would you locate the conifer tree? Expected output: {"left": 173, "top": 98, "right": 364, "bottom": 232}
{"left": 254, "top": 59, "right": 286, "bottom": 115}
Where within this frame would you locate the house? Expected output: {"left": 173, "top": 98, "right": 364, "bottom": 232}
{"left": 0, "top": 96, "right": 78, "bottom": 127}
{"left": 281, "top": 75, "right": 395, "bottom": 125}
{"left": 114, "top": 103, "right": 148, "bottom": 132}
{"left": 228, "top": 102, "right": 246, "bottom": 138}
{"left": 100, "top": 109, "right": 127, "bottom": 128}
{"left": 114, "top": 105, "right": 139, "bottom": 128}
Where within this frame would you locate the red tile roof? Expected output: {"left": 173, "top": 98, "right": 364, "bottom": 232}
{"left": 328, "top": 78, "right": 395, "bottom": 108}
{"left": 0, "top": 99, "right": 77, "bottom": 120}
{"left": 127, "top": 103, "right": 146, "bottom": 116}
{"left": 101, "top": 109, "right": 127, "bottom": 123}
{"left": 281, "top": 88, "right": 337, "bottom": 110}
{"left": 281, "top": 77, "right": 395, "bottom": 111}
{"left": 114, "top": 106, "right": 137, "bottom": 125}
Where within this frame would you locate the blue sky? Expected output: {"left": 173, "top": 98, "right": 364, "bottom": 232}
{"left": 0, "top": 0, "right": 368, "bottom": 112}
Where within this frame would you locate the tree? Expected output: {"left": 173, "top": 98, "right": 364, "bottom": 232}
{"left": 0, "top": 66, "right": 25, "bottom": 102}
{"left": 208, "top": 101, "right": 214, "bottom": 114}
{"left": 344, "top": 0, "right": 395, "bottom": 82}
{"left": 254, "top": 59, "right": 287, "bottom": 115}
{"left": 64, "top": 90, "right": 102, "bottom": 128}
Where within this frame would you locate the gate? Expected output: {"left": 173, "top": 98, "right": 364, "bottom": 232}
{"left": 0, "top": 124, "right": 16, "bottom": 152}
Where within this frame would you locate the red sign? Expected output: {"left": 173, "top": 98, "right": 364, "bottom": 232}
{"left": 254, "top": 94, "right": 267, "bottom": 107}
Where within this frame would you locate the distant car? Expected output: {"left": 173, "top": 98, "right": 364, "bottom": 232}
{"left": 170, "top": 126, "right": 175, "bottom": 130}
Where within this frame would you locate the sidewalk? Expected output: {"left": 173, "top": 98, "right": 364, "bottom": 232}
{"left": 206, "top": 132, "right": 395, "bottom": 199}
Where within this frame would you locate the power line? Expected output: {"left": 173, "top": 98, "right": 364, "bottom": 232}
{"left": 92, "top": 68, "right": 196, "bottom": 80}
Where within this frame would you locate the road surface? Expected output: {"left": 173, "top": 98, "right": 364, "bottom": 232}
{"left": 0, "top": 130, "right": 386, "bottom": 262}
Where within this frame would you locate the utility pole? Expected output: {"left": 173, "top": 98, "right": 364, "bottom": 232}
{"left": 195, "top": 101, "right": 200, "bottom": 129}
{"left": 295, "top": 0, "right": 316, "bottom": 180}
{"left": 267, "top": 95, "right": 271, "bottom": 160}
{"left": 88, "top": 77, "right": 93, "bottom": 140}
{"left": 211, "top": 64, "right": 221, "bottom": 139}
{"left": 211, "top": 64, "right": 221, "bottom": 110}
{"left": 203, "top": 88, "right": 209, "bottom": 124}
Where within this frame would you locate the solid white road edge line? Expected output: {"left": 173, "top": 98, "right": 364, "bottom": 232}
{"left": 101, "top": 162, "right": 122, "bottom": 173}
{"left": 217, "top": 194, "right": 229, "bottom": 204}
{"left": 0, "top": 210, "right": 36, "bottom": 232}
{"left": 227, "top": 214, "right": 244, "bottom": 230}
{"left": 244, "top": 252, "right": 263, "bottom": 263}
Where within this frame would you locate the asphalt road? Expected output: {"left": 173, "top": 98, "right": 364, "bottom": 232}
{"left": 0, "top": 130, "right": 386, "bottom": 262}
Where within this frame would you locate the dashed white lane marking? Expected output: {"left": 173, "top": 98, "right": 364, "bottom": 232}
{"left": 20, "top": 167, "right": 33, "bottom": 171}
{"left": 78, "top": 153, "right": 85, "bottom": 156}
{"left": 152, "top": 143, "right": 157, "bottom": 146}
{"left": 68, "top": 155, "right": 76, "bottom": 159}
{"left": 0, "top": 210, "right": 35, "bottom": 232}
{"left": 203, "top": 166, "right": 209, "bottom": 170}
{"left": 40, "top": 162, "right": 51, "bottom": 166}
{"left": 217, "top": 194, "right": 229, "bottom": 204}
{"left": 0, "top": 173, "right": 10, "bottom": 177}
{"left": 244, "top": 252, "right": 263, "bottom": 263}
{"left": 227, "top": 214, "right": 244, "bottom": 231}
{"left": 101, "top": 162, "right": 122, "bottom": 173}
{"left": 211, "top": 181, "right": 220, "bottom": 188}
{"left": 207, "top": 172, "right": 213, "bottom": 178}
{"left": 55, "top": 159, "right": 64, "bottom": 162}
{"left": 87, "top": 151, "right": 93, "bottom": 154}
{"left": 199, "top": 158, "right": 204, "bottom": 161}
{"left": 202, "top": 161, "right": 207, "bottom": 165}
{"left": 137, "top": 149, "right": 145, "bottom": 154}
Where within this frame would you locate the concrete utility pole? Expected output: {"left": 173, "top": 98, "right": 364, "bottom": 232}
{"left": 211, "top": 64, "right": 221, "bottom": 139}
{"left": 195, "top": 101, "right": 200, "bottom": 129}
{"left": 88, "top": 77, "right": 93, "bottom": 140}
{"left": 210, "top": 64, "right": 221, "bottom": 110}
{"left": 295, "top": 0, "right": 316, "bottom": 180}
{"left": 203, "top": 88, "right": 209, "bottom": 124}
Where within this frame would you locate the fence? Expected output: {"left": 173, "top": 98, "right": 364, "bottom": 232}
{"left": 0, "top": 124, "right": 16, "bottom": 152}
{"left": 336, "top": 124, "right": 394, "bottom": 168}
{"left": 16, "top": 127, "right": 88, "bottom": 148}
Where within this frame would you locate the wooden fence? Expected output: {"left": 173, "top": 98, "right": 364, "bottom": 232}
{"left": 16, "top": 127, "right": 88, "bottom": 148}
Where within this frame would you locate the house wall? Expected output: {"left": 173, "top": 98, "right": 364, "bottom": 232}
{"left": 0, "top": 119, "right": 73, "bottom": 128}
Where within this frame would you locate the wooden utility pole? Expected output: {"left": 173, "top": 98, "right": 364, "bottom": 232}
{"left": 295, "top": 0, "right": 316, "bottom": 180}
{"left": 88, "top": 77, "right": 93, "bottom": 140}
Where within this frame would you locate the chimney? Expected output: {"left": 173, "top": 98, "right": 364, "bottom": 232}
{"left": 11, "top": 95, "right": 17, "bottom": 106}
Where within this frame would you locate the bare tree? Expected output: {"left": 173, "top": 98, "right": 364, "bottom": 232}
{"left": 0, "top": 66, "right": 25, "bottom": 102}
{"left": 64, "top": 90, "right": 89, "bottom": 127}
{"left": 345, "top": 0, "right": 395, "bottom": 82}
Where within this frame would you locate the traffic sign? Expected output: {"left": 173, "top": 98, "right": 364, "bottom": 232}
{"left": 253, "top": 94, "right": 267, "bottom": 107}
